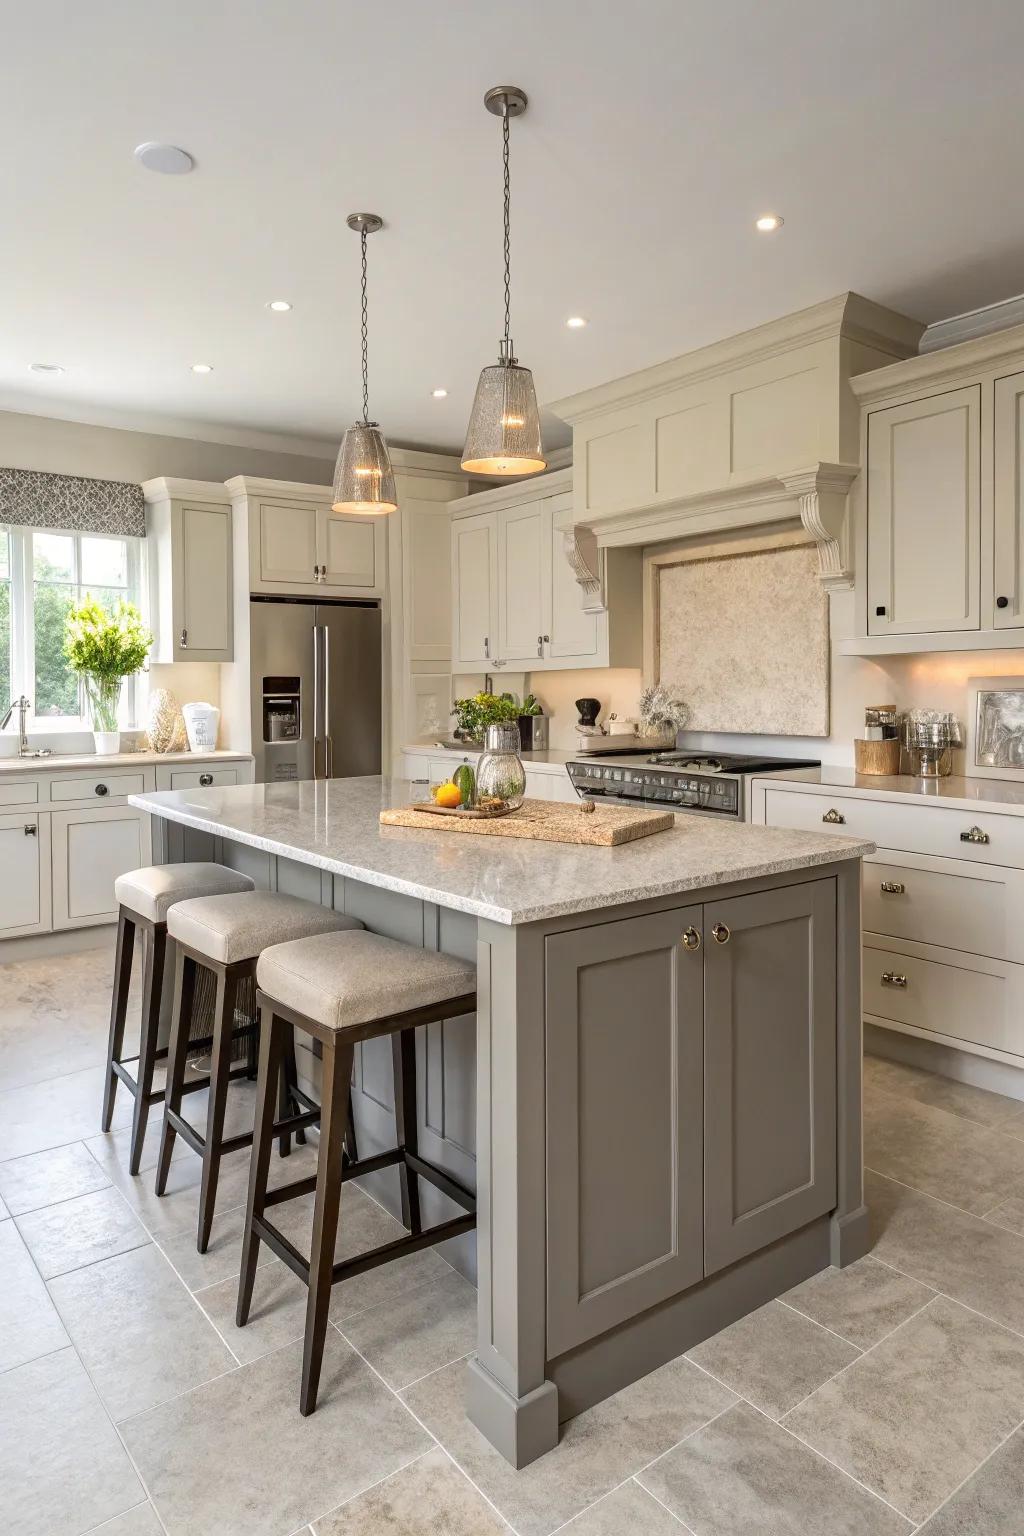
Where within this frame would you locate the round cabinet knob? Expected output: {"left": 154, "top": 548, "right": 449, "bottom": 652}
{"left": 199, "top": 773, "right": 213, "bottom": 787}
{"left": 94, "top": 783, "right": 109, "bottom": 797}
{"left": 997, "top": 596, "right": 1010, "bottom": 609}
{"left": 680, "top": 926, "right": 702, "bottom": 951}
{"left": 712, "top": 922, "right": 731, "bottom": 944}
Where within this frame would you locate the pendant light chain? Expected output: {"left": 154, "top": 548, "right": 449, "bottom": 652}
{"left": 360, "top": 226, "right": 370, "bottom": 424}
{"left": 502, "top": 104, "right": 512, "bottom": 360}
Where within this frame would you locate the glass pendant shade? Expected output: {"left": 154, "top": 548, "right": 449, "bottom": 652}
{"left": 461, "top": 356, "right": 546, "bottom": 476}
{"left": 331, "top": 422, "right": 397, "bottom": 515}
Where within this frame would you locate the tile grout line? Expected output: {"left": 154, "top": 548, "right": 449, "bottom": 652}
{"left": 773, "top": 1294, "right": 872, "bottom": 1351}
{"left": 304, "top": 1447, "right": 438, "bottom": 1535}
{"left": 864, "top": 1162, "right": 1024, "bottom": 1226}
{"left": 911, "top": 1407, "right": 1024, "bottom": 1529}
{"left": 682, "top": 1356, "right": 917, "bottom": 1526}
{"left": 634, "top": 1478, "right": 698, "bottom": 1533}
{"left": 868, "top": 1250, "right": 1024, "bottom": 1349}
{"left": 777, "top": 1293, "right": 939, "bottom": 1420}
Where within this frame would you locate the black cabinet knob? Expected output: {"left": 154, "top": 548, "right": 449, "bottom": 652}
{"left": 875, "top": 605, "right": 887, "bottom": 617}
{"left": 997, "top": 596, "right": 1010, "bottom": 609}
{"left": 94, "top": 783, "right": 109, "bottom": 797}
{"left": 199, "top": 773, "right": 213, "bottom": 787}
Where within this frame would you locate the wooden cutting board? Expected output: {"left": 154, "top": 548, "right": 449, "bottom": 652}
{"left": 379, "top": 798, "right": 674, "bottom": 846}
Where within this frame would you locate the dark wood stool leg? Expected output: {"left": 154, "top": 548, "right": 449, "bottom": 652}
{"left": 278, "top": 1022, "right": 298, "bottom": 1159}
{"left": 128, "top": 924, "right": 166, "bottom": 1176}
{"left": 392, "top": 1028, "right": 422, "bottom": 1236}
{"left": 344, "top": 1085, "right": 358, "bottom": 1165}
{"left": 155, "top": 950, "right": 197, "bottom": 1194}
{"left": 198, "top": 966, "right": 239, "bottom": 1253}
{"left": 237, "top": 1005, "right": 287, "bottom": 1327}
{"left": 300, "top": 1033, "right": 353, "bottom": 1416}
{"left": 101, "top": 908, "right": 135, "bottom": 1131}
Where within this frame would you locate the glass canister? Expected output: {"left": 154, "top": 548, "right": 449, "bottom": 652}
{"left": 476, "top": 723, "right": 527, "bottom": 811}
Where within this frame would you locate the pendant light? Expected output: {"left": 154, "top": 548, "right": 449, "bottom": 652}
{"left": 462, "top": 87, "right": 546, "bottom": 477}
{"left": 332, "top": 213, "right": 397, "bottom": 515}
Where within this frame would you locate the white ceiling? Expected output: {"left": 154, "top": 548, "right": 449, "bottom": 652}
{"left": 4, "top": 0, "right": 1024, "bottom": 460}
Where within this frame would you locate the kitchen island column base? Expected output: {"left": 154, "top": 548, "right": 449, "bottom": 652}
{"left": 466, "top": 1358, "right": 560, "bottom": 1469}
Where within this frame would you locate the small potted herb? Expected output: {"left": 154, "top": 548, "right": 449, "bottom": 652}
{"left": 637, "top": 683, "right": 689, "bottom": 749}
{"left": 451, "top": 691, "right": 522, "bottom": 746}
{"left": 517, "top": 693, "right": 548, "bottom": 752}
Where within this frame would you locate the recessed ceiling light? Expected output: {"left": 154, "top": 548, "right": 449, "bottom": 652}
{"left": 755, "top": 213, "right": 784, "bottom": 232}
{"left": 565, "top": 315, "right": 588, "bottom": 329}
{"left": 190, "top": 362, "right": 213, "bottom": 374}
{"left": 30, "top": 362, "right": 65, "bottom": 375}
{"left": 134, "top": 142, "right": 194, "bottom": 175}
{"left": 267, "top": 300, "right": 292, "bottom": 313}
{"left": 431, "top": 388, "right": 448, "bottom": 398}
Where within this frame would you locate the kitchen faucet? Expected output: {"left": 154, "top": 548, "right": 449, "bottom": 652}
{"left": 0, "top": 695, "right": 50, "bottom": 758}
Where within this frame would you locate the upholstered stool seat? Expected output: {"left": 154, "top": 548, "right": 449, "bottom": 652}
{"left": 239, "top": 929, "right": 477, "bottom": 1415}
{"left": 157, "top": 893, "right": 363, "bottom": 1254}
{"left": 168, "top": 890, "right": 355, "bottom": 965}
{"left": 102, "top": 862, "right": 257, "bottom": 1176}
{"left": 114, "top": 863, "right": 254, "bottom": 926}
{"left": 256, "top": 929, "right": 477, "bottom": 1032}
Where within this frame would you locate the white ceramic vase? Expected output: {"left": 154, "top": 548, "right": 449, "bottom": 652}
{"left": 93, "top": 730, "right": 121, "bottom": 756}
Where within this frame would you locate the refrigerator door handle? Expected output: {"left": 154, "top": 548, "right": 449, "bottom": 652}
{"left": 321, "top": 624, "right": 333, "bottom": 779}
{"left": 312, "top": 622, "right": 323, "bottom": 779}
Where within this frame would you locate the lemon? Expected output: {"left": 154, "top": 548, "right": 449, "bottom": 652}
{"left": 434, "top": 782, "right": 462, "bottom": 809}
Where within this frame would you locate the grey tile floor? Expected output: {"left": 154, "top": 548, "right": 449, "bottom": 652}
{"left": 6, "top": 943, "right": 1024, "bottom": 1532}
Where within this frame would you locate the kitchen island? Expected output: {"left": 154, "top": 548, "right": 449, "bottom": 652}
{"left": 131, "top": 776, "right": 872, "bottom": 1468}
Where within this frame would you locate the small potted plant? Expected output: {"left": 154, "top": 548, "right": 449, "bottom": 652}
{"left": 517, "top": 693, "right": 548, "bottom": 752}
{"left": 637, "top": 683, "right": 689, "bottom": 749}
{"left": 64, "top": 597, "right": 152, "bottom": 756}
{"left": 451, "top": 691, "right": 522, "bottom": 747}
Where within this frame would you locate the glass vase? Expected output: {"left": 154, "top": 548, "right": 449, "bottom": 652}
{"left": 83, "top": 673, "right": 123, "bottom": 755}
{"left": 476, "top": 722, "right": 527, "bottom": 811}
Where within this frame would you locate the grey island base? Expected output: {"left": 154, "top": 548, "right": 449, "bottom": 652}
{"left": 130, "top": 777, "right": 873, "bottom": 1469}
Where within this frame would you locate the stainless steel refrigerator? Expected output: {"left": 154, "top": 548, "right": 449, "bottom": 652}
{"left": 249, "top": 597, "right": 382, "bottom": 784}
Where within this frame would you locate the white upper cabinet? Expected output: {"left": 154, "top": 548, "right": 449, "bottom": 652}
{"left": 143, "top": 480, "right": 234, "bottom": 663}
{"left": 258, "top": 499, "right": 319, "bottom": 585}
{"left": 994, "top": 370, "right": 1024, "bottom": 630}
{"left": 843, "top": 322, "right": 1024, "bottom": 654}
{"left": 451, "top": 470, "right": 641, "bottom": 674}
{"left": 318, "top": 507, "right": 377, "bottom": 588}
{"left": 866, "top": 387, "right": 981, "bottom": 636}
{"left": 452, "top": 510, "right": 498, "bottom": 670}
{"left": 227, "top": 478, "right": 386, "bottom": 599}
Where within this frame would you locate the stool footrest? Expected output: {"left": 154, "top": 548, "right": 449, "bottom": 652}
{"left": 404, "top": 1152, "right": 475, "bottom": 1215}
{"left": 251, "top": 1210, "right": 476, "bottom": 1289}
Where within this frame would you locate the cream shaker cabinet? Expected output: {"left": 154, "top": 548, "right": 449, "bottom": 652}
{"left": 0, "top": 812, "right": 51, "bottom": 938}
{"left": 451, "top": 510, "right": 499, "bottom": 670}
{"left": 254, "top": 498, "right": 379, "bottom": 594}
{"left": 994, "top": 370, "right": 1024, "bottom": 630}
{"left": 497, "top": 499, "right": 548, "bottom": 667}
{"left": 866, "top": 386, "right": 981, "bottom": 636}
{"left": 143, "top": 481, "right": 235, "bottom": 663}
{"left": 51, "top": 806, "right": 152, "bottom": 929}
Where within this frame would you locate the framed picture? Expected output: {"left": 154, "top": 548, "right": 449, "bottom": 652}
{"left": 965, "top": 676, "right": 1024, "bottom": 778}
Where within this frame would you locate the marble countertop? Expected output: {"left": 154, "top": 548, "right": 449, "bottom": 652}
{"left": 403, "top": 743, "right": 574, "bottom": 774}
{"left": 753, "top": 765, "right": 1024, "bottom": 816}
{"left": 0, "top": 748, "right": 252, "bottom": 775}
{"left": 130, "top": 776, "right": 873, "bottom": 925}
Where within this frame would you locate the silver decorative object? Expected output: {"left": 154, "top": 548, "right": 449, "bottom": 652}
{"left": 332, "top": 213, "right": 397, "bottom": 516}
{"left": 462, "top": 87, "right": 545, "bottom": 477}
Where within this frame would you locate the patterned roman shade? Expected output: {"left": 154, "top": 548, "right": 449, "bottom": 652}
{"left": 0, "top": 468, "right": 146, "bottom": 537}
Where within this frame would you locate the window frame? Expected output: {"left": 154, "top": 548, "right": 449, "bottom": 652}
{"left": 1, "top": 524, "right": 145, "bottom": 733}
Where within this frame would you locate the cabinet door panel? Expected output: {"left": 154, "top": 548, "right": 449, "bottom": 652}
{"left": 994, "top": 370, "right": 1024, "bottom": 629}
{"left": 498, "top": 502, "right": 545, "bottom": 666}
{"left": 867, "top": 387, "right": 980, "bottom": 635}
{"left": 259, "top": 501, "right": 319, "bottom": 585}
{"left": 0, "top": 813, "right": 49, "bottom": 936}
{"left": 176, "top": 504, "right": 233, "bottom": 659}
{"left": 405, "top": 497, "right": 453, "bottom": 662}
{"left": 704, "top": 880, "right": 836, "bottom": 1275}
{"left": 51, "top": 808, "right": 151, "bottom": 929}
{"left": 546, "top": 906, "right": 704, "bottom": 1356}
{"left": 548, "top": 505, "right": 600, "bottom": 662}
{"left": 451, "top": 513, "right": 497, "bottom": 669}
{"left": 319, "top": 509, "right": 377, "bottom": 588}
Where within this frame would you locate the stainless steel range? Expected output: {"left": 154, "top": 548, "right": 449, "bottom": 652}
{"left": 567, "top": 750, "right": 821, "bottom": 820}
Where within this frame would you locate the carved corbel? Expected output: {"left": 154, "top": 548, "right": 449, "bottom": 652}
{"left": 780, "top": 463, "right": 860, "bottom": 592}
{"left": 562, "top": 525, "right": 606, "bottom": 613}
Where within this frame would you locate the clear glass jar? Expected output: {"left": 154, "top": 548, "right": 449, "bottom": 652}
{"left": 475, "top": 722, "right": 527, "bottom": 811}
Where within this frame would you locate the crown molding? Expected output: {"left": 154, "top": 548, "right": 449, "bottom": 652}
{"left": 141, "top": 477, "right": 232, "bottom": 504}
{"left": 920, "top": 292, "right": 1024, "bottom": 353}
{"left": 452, "top": 466, "right": 573, "bottom": 515}
{"left": 851, "top": 317, "right": 1024, "bottom": 404}
{"left": 547, "top": 294, "right": 923, "bottom": 425}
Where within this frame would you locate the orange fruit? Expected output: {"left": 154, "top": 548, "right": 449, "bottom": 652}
{"left": 434, "top": 782, "right": 462, "bottom": 809}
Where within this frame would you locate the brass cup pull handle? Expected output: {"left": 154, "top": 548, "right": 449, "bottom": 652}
{"left": 960, "top": 825, "right": 990, "bottom": 844}
{"left": 881, "top": 971, "right": 908, "bottom": 988}
{"left": 822, "top": 808, "right": 846, "bottom": 825}
{"left": 880, "top": 881, "right": 906, "bottom": 895}
{"left": 712, "top": 922, "right": 731, "bottom": 944}
{"left": 681, "top": 926, "right": 702, "bottom": 951}
{"left": 23, "top": 824, "right": 37, "bottom": 836}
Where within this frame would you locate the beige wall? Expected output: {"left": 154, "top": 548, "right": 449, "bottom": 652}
{"left": 0, "top": 408, "right": 334, "bottom": 485}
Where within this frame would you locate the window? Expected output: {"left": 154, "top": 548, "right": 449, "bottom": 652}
{"left": 0, "top": 525, "right": 144, "bottom": 731}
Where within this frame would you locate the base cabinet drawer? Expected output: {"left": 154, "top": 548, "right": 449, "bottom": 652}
{"left": 0, "top": 778, "right": 40, "bottom": 808}
{"left": 764, "top": 787, "right": 1024, "bottom": 869}
{"left": 166, "top": 767, "right": 239, "bottom": 790}
{"left": 51, "top": 807, "right": 152, "bottom": 929}
{"left": 864, "top": 852, "right": 1024, "bottom": 964}
{"left": 864, "top": 940, "right": 1024, "bottom": 1060}
{"left": 0, "top": 812, "right": 51, "bottom": 937}
{"left": 48, "top": 770, "right": 149, "bottom": 804}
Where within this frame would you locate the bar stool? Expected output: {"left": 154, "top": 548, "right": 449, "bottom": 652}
{"left": 237, "top": 928, "right": 477, "bottom": 1415}
{"left": 103, "top": 863, "right": 257, "bottom": 1174}
{"left": 156, "top": 891, "right": 363, "bottom": 1252}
